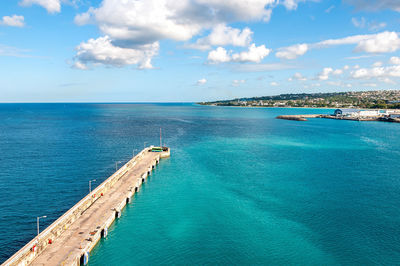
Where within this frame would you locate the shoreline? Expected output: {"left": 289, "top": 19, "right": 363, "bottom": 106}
{"left": 276, "top": 114, "right": 400, "bottom": 123}
{"left": 197, "top": 104, "right": 397, "bottom": 110}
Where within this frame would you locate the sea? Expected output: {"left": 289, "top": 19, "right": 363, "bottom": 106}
{"left": 0, "top": 103, "right": 400, "bottom": 265}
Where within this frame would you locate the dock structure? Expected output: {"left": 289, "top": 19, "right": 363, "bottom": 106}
{"left": 3, "top": 146, "right": 170, "bottom": 266}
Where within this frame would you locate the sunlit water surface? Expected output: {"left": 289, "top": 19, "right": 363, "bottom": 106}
{"left": 0, "top": 104, "right": 399, "bottom": 265}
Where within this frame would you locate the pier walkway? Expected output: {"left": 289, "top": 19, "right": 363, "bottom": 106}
{"left": 3, "top": 147, "right": 170, "bottom": 266}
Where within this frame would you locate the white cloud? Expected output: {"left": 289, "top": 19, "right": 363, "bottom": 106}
{"left": 19, "top": 0, "right": 61, "bottom": 13}
{"left": 276, "top": 31, "right": 400, "bottom": 60}
{"left": 187, "top": 24, "right": 253, "bottom": 50}
{"left": 232, "top": 43, "right": 270, "bottom": 63}
{"left": 75, "top": 0, "right": 278, "bottom": 46}
{"left": 232, "top": 79, "right": 245, "bottom": 86}
{"left": 207, "top": 43, "right": 270, "bottom": 64}
{"left": 318, "top": 67, "right": 333, "bottom": 80}
{"left": 281, "top": 0, "right": 307, "bottom": 10}
{"left": 315, "top": 67, "right": 346, "bottom": 81}
{"left": 1, "top": 15, "right": 25, "bottom": 27}
{"left": 355, "top": 31, "right": 400, "bottom": 53}
{"left": 270, "top": 81, "right": 278, "bottom": 86}
{"left": 197, "top": 78, "right": 207, "bottom": 85}
{"left": 73, "top": 61, "right": 88, "bottom": 70}
{"left": 390, "top": 56, "right": 400, "bottom": 65}
{"left": 276, "top": 43, "right": 308, "bottom": 59}
{"left": 195, "top": 0, "right": 276, "bottom": 21}
{"left": 73, "top": 36, "right": 159, "bottom": 69}
{"left": 351, "top": 65, "right": 400, "bottom": 79}
{"left": 289, "top": 72, "right": 307, "bottom": 81}
{"left": 207, "top": 47, "right": 231, "bottom": 64}
{"left": 73, "top": 0, "right": 312, "bottom": 69}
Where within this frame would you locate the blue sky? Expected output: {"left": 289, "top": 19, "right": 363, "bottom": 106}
{"left": 0, "top": 0, "right": 399, "bottom": 102}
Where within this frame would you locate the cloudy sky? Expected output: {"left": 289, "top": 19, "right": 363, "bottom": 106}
{"left": 0, "top": 0, "right": 400, "bottom": 102}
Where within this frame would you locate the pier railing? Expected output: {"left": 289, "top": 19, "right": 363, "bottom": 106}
{"left": 3, "top": 148, "right": 150, "bottom": 266}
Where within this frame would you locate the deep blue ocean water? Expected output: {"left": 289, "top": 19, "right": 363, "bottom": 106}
{"left": 1, "top": 103, "right": 400, "bottom": 265}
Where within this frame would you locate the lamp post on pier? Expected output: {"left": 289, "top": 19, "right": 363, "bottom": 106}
{"left": 143, "top": 142, "right": 148, "bottom": 150}
{"left": 132, "top": 149, "right": 138, "bottom": 158}
{"left": 115, "top": 161, "right": 122, "bottom": 171}
{"left": 89, "top": 179, "right": 96, "bottom": 193}
{"left": 37, "top": 215, "right": 47, "bottom": 237}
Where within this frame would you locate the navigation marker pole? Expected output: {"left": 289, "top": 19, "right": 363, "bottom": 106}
{"left": 160, "top": 128, "right": 162, "bottom": 147}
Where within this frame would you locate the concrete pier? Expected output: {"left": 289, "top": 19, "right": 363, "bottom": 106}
{"left": 3, "top": 146, "right": 170, "bottom": 266}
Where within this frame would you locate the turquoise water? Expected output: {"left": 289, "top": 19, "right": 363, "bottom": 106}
{"left": 1, "top": 104, "right": 400, "bottom": 264}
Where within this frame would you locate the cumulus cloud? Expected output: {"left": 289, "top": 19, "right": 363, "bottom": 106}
{"left": 232, "top": 43, "right": 270, "bottom": 63}
{"left": 75, "top": 0, "right": 278, "bottom": 46}
{"left": 73, "top": 0, "right": 311, "bottom": 69}
{"left": 73, "top": 36, "right": 159, "bottom": 69}
{"left": 270, "top": 81, "right": 278, "bottom": 86}
{"left": 276, "top": 43, "right": 308, "bottom": 59}
{"left": 197, "top": 78, "right": 207, "bottom": 85}
{"left": 390, "top": 56, "right": 400, "bottom": 65}
{"left": 351, "top": 65, "right": 400, "bottom": 79}
{"left": 207, "top": 47, "right": 231, "bottom": 64}
{"left": 316, "top": 67, "right": 344, "bottom": 80}
{"left": 1, "top": 15, "right": 25, "bottom": 27}
{"left": 187, "top": 24, "right": 253, "bottom": 50}
{"left": 318, "top": 67, "right": 333, "bottom": 80}
{"left": 19, "top": 0, "right": 61, "bottom": 13}
{"left": 208, "top": 44, "right": 270, "bottom": 64}
{"left": 354, "top": 31, "right": 400, "bottom": 53}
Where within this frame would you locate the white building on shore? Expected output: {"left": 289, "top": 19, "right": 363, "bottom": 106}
{"left": 334, "top": 109, "right": 381, "bottom": 117}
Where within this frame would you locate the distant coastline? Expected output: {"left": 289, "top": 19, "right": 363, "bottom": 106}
{"left": 199, "top": 90, "right": 400, "bottom": 109}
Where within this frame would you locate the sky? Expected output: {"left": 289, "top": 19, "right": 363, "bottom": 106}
{"left": 0, "top": 0, "right": 399, "bottom": 102}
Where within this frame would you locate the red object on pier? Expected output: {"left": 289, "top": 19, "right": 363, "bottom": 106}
{"left": 48, "top": 239, "right": 52, "bottom": 244}
{"left": 101, "top": 193, "right": 103, "bottom": 196}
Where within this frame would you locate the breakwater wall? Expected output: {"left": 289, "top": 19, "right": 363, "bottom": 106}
{"left": 3, "top": 147, "right": 170, "bottom": 266}
{"left": 276, "top": 114, "right": 323, "bottom": 121}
